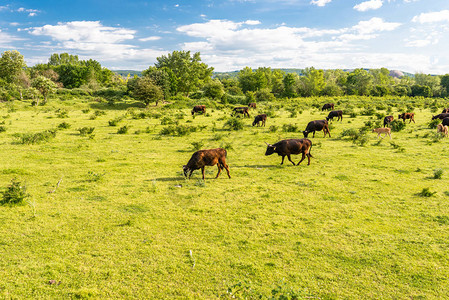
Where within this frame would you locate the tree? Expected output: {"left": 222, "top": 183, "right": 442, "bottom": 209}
{"left": 133, "top": 77, "right": 163, "bottom": 106}
{"left": 203, "top": 79, "right": 224, "bottom": 100}
{"left": 48, "top": 53, "right": 80, "bottom": 66}
{"left": 346, "top": 69, "right": 373, "bottom": 96}
{"left": 155, "top": 51, "right": 213, "bottom": 96}
{"left": 299, "top": 67, "right": 325, "bottom": 97}
{"left": 440, "top": 74, "right": 449, "bottom": 97}
{"left": 238, "top": 67, "right": 258, "bottom": 93}
{"left": 142, "top": 66, "right": 172, "bottom": 99}
{"left": 31, "top": 76, "right": 57, "bottom": 105}
{"left": 282, "top": 73, "right": 298, "bottom": 98}
{"left": 0, "top": 50, "right": 26, "bottom": 84}
{"left": 415, "top": 73, "right": 441, "bottom": 97}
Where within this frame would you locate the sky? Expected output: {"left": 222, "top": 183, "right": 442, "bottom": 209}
{"left": 1, "top": 0, "right": 449, "bottom": 74}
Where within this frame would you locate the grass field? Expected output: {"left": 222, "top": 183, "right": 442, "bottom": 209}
{"left": 0, "top": 97, "right": 448, "bottom": 299}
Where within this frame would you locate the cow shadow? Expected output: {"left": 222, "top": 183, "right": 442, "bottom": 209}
{"left": 234, "top": 164, "right": 282, "bottom": 169}
{"left": 148, "top": 177, "right": 182, "bottom": 182}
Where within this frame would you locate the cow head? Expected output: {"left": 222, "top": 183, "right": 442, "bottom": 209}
{"left": 265, "top": 142, "right": 276, "bottom": 155}
{"left": 252, "top": 120, "right": 257, "bottom": 126}
{"left": 303, "top": 130, "right": 309, "bottom": 138}
{"left": 325, "top": 117, "right": 330, "bottom": 121}
{"left": 432, "top": 115, "right": 437, "bottom": 120}
{"left": 182, "top": 165, "right": 190, "bottom": 177}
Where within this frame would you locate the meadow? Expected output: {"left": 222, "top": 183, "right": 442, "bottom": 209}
{"left": 0, "top": 96, "right": 448, "bottom": 299}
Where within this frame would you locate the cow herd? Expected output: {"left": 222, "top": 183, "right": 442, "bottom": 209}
{"left": 183, "top": 102, "right": 449, "bottom": 179}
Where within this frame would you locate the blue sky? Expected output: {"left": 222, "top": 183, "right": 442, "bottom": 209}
{"left": 1, "top": 0, "right": 449, "bottom": 73}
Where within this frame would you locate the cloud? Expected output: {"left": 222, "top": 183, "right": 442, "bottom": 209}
{"left": 0, "top": 29, "right": 23, "bottom": 46}
{"left": 412, "top": 10, "right": 449, "bottom": 24}
{"left": 353, "top": 0, "right": 383, "bottom": 12}
{"left": 17, "top": 7, "right": 40, "bottom": 16}
{"left": 139, "top": 36, "right": 161, "bottom": 42}
{"left": 310, "top": 0, "right": 332, "bottom": 7}
{"left": 351, "top": 17, "right": 401, "bottom": 34}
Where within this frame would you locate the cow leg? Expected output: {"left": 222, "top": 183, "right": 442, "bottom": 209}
{"left": 188, "top": 169, "right": 194, "bottom": 179}
{"left": 215, "top": 164, "right": 222, "bottom": 179}
{"left": 222, "top": 163, "right": 231, "bottom": 179}
{"left": 287, "top": 154, "right": 295, "bottom": 166}
{"left": 280, "top": 156, "right": 285, "bottom": 165}
{"left": 297, "top": 153, "right": 305, "bottom": 165}
{"left": 312, "top": 131, "right": 316, "bottom": 138}
{"left": 201, "top": 167, "right": 205, "bottom": 180}
{"left": 388, "top": 133, "right": 391, "bottom": 139}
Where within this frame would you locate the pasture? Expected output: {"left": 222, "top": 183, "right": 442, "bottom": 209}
{"left": 0, "top": 96, "right": 449, "bottom": 298}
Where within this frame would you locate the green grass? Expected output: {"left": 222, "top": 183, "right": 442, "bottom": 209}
{"left": 0, "top": 97, "right": 449, "bottom": 298}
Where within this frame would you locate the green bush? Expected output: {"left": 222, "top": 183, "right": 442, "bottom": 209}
{"left": 223, "top": 118, "right": 244, "bottom": 131}
{"left": 389, "top": 120, "right": 406, "bottom": 132}
{"left": 0, "top": 126, "right": 6, "bottom": 133}
{"left": 57, "top": 122, "right": 71, "bottom": 129}
{"left": 78, "top": 127, "right": 95, "bottom": 136}
{"left": 1, "top": 178, "right": 29, "bottom": 205}
{"left": 117, "top": 126, "right": 129, "bottom": 134}
{"left": 13, "top": 129, "right": 57, "bottom": 145}
{"left": 434, "top": 168, "right": 444, "bottom": 179}
{"left": 428, "top": 119, "right": 440, "bottom": 129}
{"left": 159, "top": 125, "right": 197, "bottom": 136}
{"left": 282, "top": 124, "right": 299, "bottom": 132}
{"left": 191, "top": 141, "right": 204, "bottom": 151}
{"left": 108, "top": 116, "right": 124, "bottom": 126}
{"left": 418, "top": 187, "right": 436, "bottom": 197}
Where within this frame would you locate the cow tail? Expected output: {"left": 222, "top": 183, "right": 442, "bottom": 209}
{"left": 308, "top": 143, "right": 313, "bottom": 158}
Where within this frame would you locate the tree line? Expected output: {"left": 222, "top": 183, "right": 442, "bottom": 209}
{"left": 1, "top": 49, "right": 449, "bottom": 106}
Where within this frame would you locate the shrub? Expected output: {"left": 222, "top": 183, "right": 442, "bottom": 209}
{"left": 389, "top": 120, "right": 406, "bottom": 132}
{"left": 57, "top": 122, "right": 71, "bottom": 129}
{"left": 117, "top": 126, "right": 129, "bottom": 134}
{"left": 223, "top": 118, "right": 244, "bottom": 131}
{"left": 340, "top": 128, "right": 368, "bottom": 146}
{"left": 160, "top": 117, "right": 178, "bottom": 125}
{"left": 434, "top": 168, "right": 444, "bottom": 179}
{"left": 269, "top": 125, "right": 278, "bottom": 132}
{"left": 159, "top": 125, "right": 197, "bottom": 136}
{"left": 428, "top": 119, "right": 440, "bottom": 129}
{"left": 13, "top": 129, "right": 57, "bottom": 145}
{"left": 191, "top": 141, "right": 204, "bottom": 151}
{"left": 56, "top": 110, "right": 69, "bottom": 118}
{"left": 1, "top": 178, "right": 28, "bottom": 205}
{"left": 417, "top": 187, "right": 436, "bottom": 197}
{"left": 78, "top": 127, "right": 95, "bottom": 136}
{"left": 282, "top": 124, "right": 299, "bottom": 132}
{"left": 0, "top": 126, "right": 6, "bottom": 133}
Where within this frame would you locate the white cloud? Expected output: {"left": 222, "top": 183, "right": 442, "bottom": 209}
{"left": 405, "top": 39, "right": 431, "bottom": 47}
{"left": 0, "top": 29, "right": 23, "bottom": 46}
{"left": 412, "top": 10, "right": 449, "bottom": 24}
{"left": 310, "top": 0, "right": 332, "bottom": 7}
{"left": 354, "top": 0, "right": 383, "bottom": 12}
{"left": 351, "top": 17, "right": 401, "bottom": 34}
{"left": 139, "top": 36, "right": 161, "bottom": 42}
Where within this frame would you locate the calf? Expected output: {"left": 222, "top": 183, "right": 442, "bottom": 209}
{"left": 191, "top": 105, "right": 206, "bottom": 115}
{"left": 232, "top": 107, "right": 250, "bottom": 118}
{"left": 252, "top": 114, "right": 267, "bottom": 127}
{"left": 437, "top": 124, "right": 448, "bottom": 137}
{"left": 383, "top": 115, "right": 394, "bottom": 127}
{"left": 322, "top": 103, "right": 334, "bottom": 111}
{"left": 248, "top": 103, "right": 257, "bottom": 109}
{"left": 265, "top": 139, "right": 313, "bottom": 166}
{"left": 303, "top": 120, "right": 331, "bottom": 138}
{"left": 442, "top": 117, "right": 449, "bottom": 127}
{"left": 398, "top": 112, "right": 415, "bottom": 123}
{"left": 326, "top": 110, "right": 343, "bottom": 122}
{"left": 183, "top": 148, "right": 231, "bottom": 180}
{"left": 431, "top": 113, "right": 449, "bottom": 120}
{"left": 372, "top": 127, "right": 391, "bottom": 139}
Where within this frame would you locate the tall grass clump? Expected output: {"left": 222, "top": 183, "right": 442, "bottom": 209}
{"left": 78, "top": 127, "right": 95, "bottom": 136}
{"left": 223, "top": 117, "right": 244, "bottom": 131}
{"left": 389, "top": 120, "right": 406, "bottom": 132}
{"left": 428, "top": 119, "right": 440, "bottom": 129}
{"left": 57, "top": 122, "right": 71, "bottom": 130}
{"left": 433, "top": 168, "right": 444, "bottom": 179}
{"left": 340, "top": 128, "right": 369, "bottom": 146}
{"left": 13, "top": 129, "right": 57, "bottom": 145}
{"left": 159, "top": 125, "right": 197, "bottom": 136}
{"left": 1, "top": 178, "right": 29, "bottom": 205}
{"left": 282, "top": 124, "right": 299, "bottom": 132}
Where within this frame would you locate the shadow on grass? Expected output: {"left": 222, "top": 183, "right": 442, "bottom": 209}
{"left": 150, "top": 177, "right": 183, "bottom": 182}
{"left": 233, "top": 164, "right": 282, "bottom": 169}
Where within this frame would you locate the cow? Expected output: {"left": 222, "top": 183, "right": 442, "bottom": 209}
{"left": 265, "top": 139, "right": 313, "bottom": 166}
{"left": 383, "top": 115, "right": 394, "bottom": 127}
{"left": 326, "top": 110, "right": 343, "bottom": 122}
{"left": 248, "top": 103, "right": 257, "bottom": 109}
{"left": 183, "top": 148, "right": 231, "bottom": 180}
{"left": 252, "top": 114, "right": 267, "bottom": 127}
{"left": 437, "top": 124, "right": 449, "bottom": 137}
{"left": 431, "top": 113, "right": 449, "bottom": 120}
{"left": 442, "top": 108, "right": 449, "bottom": 114}
{"left": 321, "top": 103, "right": 334, "bottom": 111}
{"left": 303, "top": 120, "right": 331, "bottom": 138}
{"left": 442, "top": 117, "right": 449, "bottom": 127}
{"left": 372, "top": 127, "right": 391, "bottom": 139}
{"left": 398, "top": 112, "right": 415, "bottom": 123}
{"left": 232, "top": 107, "right": 250, "bottom": 118}
{"left": 191, "top": 105, "right": 206, "bottom": 116}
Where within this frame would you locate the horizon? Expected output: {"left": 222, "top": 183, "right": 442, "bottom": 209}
{"left": 1, "top": 0, "right": 449, "bottom": 74}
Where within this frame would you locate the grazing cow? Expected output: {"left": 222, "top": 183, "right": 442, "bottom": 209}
{"left": 248, "top": 103, "right": 257, "bottom": 109}
{"left": 183, "top": 148, "right": 231, "bottom": 180}
{"left": 398, "top": 112, "right": 415, "bottom": 123}
{"left": 383, "top": 115, "right": 394, "bottom": 127}
{"left": 232, "top": 107, "right": 250, "bottom": 117}
{"left": 431, "top": 113, "right": 449, "bottom": 120}
{"left": 303, "top": 120, "right": 331, "bottom": 138}
{"left": 442, "top": 108, "right": 449, "bottom": 114}
{"left": 372, "top": 127, "right": 391, "bottom": 139}
{"left": 442, "top": 117, "right": 449, "bottom": 127}
{"left": 437, "top": 124, "right": 449, "bottom": 137}
{"left": 252, "top": 114, "right": 267, "bottom": 127}
{"left": 321, "top": 103, "right": 334, "bottom": 111}
{"left": 191, "top": 105, "right": 206, "bottom": 115}
{"left": 265, "top": 139, "right": 313, "bottom": 166}
{"left": 326, "top": 110, "right": 343, "bottom": 122}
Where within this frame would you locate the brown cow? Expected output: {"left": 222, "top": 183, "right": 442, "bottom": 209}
{"left": 303, "top": 120, "right": 331, "bottom": 138}
{"left": 248, "top": 103, "right": 257, "bottom": 109}
{"left": 232, "top": 107, "right": 250, "bottom": 117}
{"left": 183, "top": 148, "right": 231, "bottom": 180}
{"left": 265, "top": 139, "right": 313, "bottom": 166}
{"left": 191, "top": 105, "right": 206, "bottom": 115}
{"left": 372, "top": 127, "right": 391, "bottom": 139}
{"left": 398, "top": 112, "right": 415, "bottom": 123}
{"left": 322, "top": 103, "right": 334, "bottom": 111}
{"left": 437, "top": 124, "right": 449, "bottom": 137}
{"left": 383, "top": 115, "right": 394, "bottom": 127}
{"left": 252, "top": 114, "right": 267, "bottom": 127}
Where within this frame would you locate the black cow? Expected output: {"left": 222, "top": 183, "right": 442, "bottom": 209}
{"left": 232, "top": 107, "right": 250, "bottom": 117}
{"left": 442, "top": 117, "right": 449, "bottom": 127}
{"left": 252, "top": 114, "right": 267, "bottom": 127}
{"left": 183, "top": 148, "right": 231, "bottom": 180}
{"left": 303, "top": 120, "right": 331, "bottom": 138}
{"left": 265, "top": 139, "right": 313, "bottom": 166}
{"left": 384, "top": 115, "right": 394, "bottom": 127}
{"left": 191, "top": 105, "right": 206, "bottom": 115}
{"left": 322, "top": 103, "right": 334, "bottom": 111}
{"left": 432, "top": 113, "right": 449, "bottom": 120}
{"left": 398, "top": 113, "right": 415, "bottom": 123}
{"left": 442, "top": 108, "right": 449, "bottom": 114}
{"left": 326, "top": 110, "right": 343, "bottom": 122}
